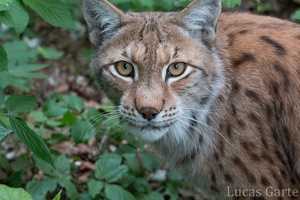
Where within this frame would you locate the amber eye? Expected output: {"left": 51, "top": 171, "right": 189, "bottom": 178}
{"left": 115, "top": 61, "right": 134, "bottom": 77}
{"left": 167, "top": 62, "right": 186, "bottom": 77}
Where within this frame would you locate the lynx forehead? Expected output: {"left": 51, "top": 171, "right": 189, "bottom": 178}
{"left": 83, "top": 0, "right": 300, "bottom": 199}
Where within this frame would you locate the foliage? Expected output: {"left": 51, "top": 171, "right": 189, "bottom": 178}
{"left": 293, "top": 9, "right": 300, "bottom": 21}
{"left": 0, "top": 0, "right": 299, "bottom": 199}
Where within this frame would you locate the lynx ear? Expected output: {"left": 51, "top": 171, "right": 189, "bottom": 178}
{"left": 82, "top": 0, "right": 124, "bottom": 46}
{"left": 176, "top": 0, "right": 221, "bottom": 47}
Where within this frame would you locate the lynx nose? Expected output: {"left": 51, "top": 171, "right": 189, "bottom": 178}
{"left": 139, "top": 107, "right": 159, "bottom": 121}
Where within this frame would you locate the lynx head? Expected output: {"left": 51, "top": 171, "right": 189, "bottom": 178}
{"left": 82, "top": 0, "right": 224, "bottom": 142}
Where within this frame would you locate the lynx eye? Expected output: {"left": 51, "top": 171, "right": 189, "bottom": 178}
{"left": 114, "top": 61, "right": 134, "bottom": 77}
{"left": 167, "top": 62, "right": 186, "bottom": 77}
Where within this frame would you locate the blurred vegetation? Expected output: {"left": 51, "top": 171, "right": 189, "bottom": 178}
{"left": 0, "top": 0, "right": 299, "bottom": 199}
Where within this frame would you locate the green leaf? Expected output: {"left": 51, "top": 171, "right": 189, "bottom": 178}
{"left": 166, "top": 183, "right": 179, "bottom": 200}
{"left": 37, "top": 46, "right": 63, "bottom": 59}
{"left": 26, "top": 179, "right": 57, "bottom": 200}
{"left": 2, "top": 41, "right": 46, "bottom": 89}
{"left": 9, "top": 64, "right": 48, "bottom": 73}
{"left": 0, "top": 124, "right": 11, "bottom": 142}
{"left": 64, "top": 95, "right": 84, "bottom": 112}
{"left": 54, "top": 154, "right": 70, "bottom": 175}
{"left": 0, "top": 72, "right": 12, "bottom": 88}
{"left": 61, "top": 111, "right": 77, "bottom": 126}
{"left": 29, "top": 111, "right": 47, "bottom": 123}
{"left": 12, "top": 155, "right": 31, "bottom": 172}
{"left": 222, "top": 0, "right": 242, "bottom": 8}
{"left": 293, "top": 9, "right": 300, "bottom": 20}
{"left": 0, "top": 155, "right": 10, "bottom": 170}
{"left": 0, "top": 0, "right": 29, "bottom": 34}
{"left": 167, "top": 168, "right": 183, "bottom": 182}
{"left": 0, "top": 0, "right": 12, "bottom": 11}
{"left": 88, "top": 179, "right": 104, "bottom": 198}
{"left": 95, "top": 154, "right": 128, "bottom": 183}
{"left": 123, "top": 153, "right": 141, "bottom": 174}
{"left": 104, "top": 184, "right": 136, "bottom": 200}
{"left": 22, "top": 0, "right": 76, "bottom": 29}
{"left": 0, "top": 184, "right": 32, "bottom": 200}
{"left": 0, "top": 88, "right": 4, "bottom": 106}
{"left": 141, "top": 153, "right": 159, "bottom": 171}
{"left": 34, "top": 156, "right": 55, "bottom": 176}
{"left": 58, "top": 177, "right": 78, "bottom": 200}
{"left": 71, "top": 119, "right": 96, "bottom": 143}
{"left": 42, "top": 97, "right": 68, "bottom": 118}
{"left": 53, "top": 190, "right": 62, "bottom": 200}
{"left": 131, "top": 177, "right": 151, "bottom": 193}
{"left": 5, "top": 94, "right": 37, "bottom": 116}
{"left": 253, "top": 0, "right": 260, "bottom": 11}
{"left": 136, "top": 192, "right": 164, "bottom": 200}
{"left": 9, "top": 117, "right": 53, "bottom": 165}
{"left": 8, "top": 171, "right": 22, "bottom": 187}
{"left": 0, "top": 46, "right": 8, "bottom": 72}
{"left": 3, "top": 41, "right": 38, "bottom": 65}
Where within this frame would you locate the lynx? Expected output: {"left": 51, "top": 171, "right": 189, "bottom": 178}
{"left": 82, "top": 0, "right": 300, "bottom": 199}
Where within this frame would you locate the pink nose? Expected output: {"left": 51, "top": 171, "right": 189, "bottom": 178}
{"left": 139, "top": 107, "right": 159, "bottom": 121}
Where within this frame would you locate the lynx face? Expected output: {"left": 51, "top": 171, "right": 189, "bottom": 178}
{"left": 83, "top": 0, "right": 300, "bottom": 199}
{"left": 83, "top": 0, "right": 223, "bottom": 142}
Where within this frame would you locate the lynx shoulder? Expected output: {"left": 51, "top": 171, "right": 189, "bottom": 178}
{"left": 82, "top": 0, "right": 300, "bottom": 199}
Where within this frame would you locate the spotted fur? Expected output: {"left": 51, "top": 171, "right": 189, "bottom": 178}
{"left": 83, "top": 0, "right": 300, "bottom": 199}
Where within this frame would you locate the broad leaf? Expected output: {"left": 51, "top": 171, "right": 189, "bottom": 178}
{"left": 167, "top": 168, "right": 183, "bottom": 182}
{"left": 64, "top": 95, "right": 84, "bottom": 112}
{"left": 123, "top": 153, "right": 141, "bottom": 174}
{"left": 54, "top": 154, "right": 70, "bottom": 175}
{"left": 22, "top": 0, "right": 76, "bottom": 29}
{"left": 141, "top": 153, "right": 159, "bottom": 171}
{"left": 29, "top": 111, "right": 47, "bottom": 123}
{"left": 0, "top": 72, "right": 12, "bottom": 88}
{"left": 136, "top": 192, "right": 164, "bottom": 200}
{"left": 293, "top": 9, "right": 300, "bottom": 20}
{"left": 34, "top": 157, "right": 55, "bottom": 176}
{"left": 104, "top": 184, "right": 136, "bottom": 200}
{"left": 88, "top": 179, "right": 104, "bottom": 198}
{"left": 0, "top": 46, "right": 7, "bottom": 72}
{"left": 131, "top": 177, "right": 150, "bottom": 193}
{"left": 0, "top": 87, "right": 4, "bottom": 106}
{"left": 166, "top": 183, "right": 179, "bottom": 200}
{"left": 71, "top": 119, "right": 96, "bottom": 143}
{"left": 5, "top": 94, "right": 37, "bottom": 116}
{"left": 58, "top": 177, "right": 78, "bottom": 200}
{"left": 0, "top": 0, "right": 12, "bottom": 11}
{"left": 42, "top": 96, "right": 68, "bottom": 118}
{"left": 37, "top": 46, "right": 63, "bottom": 59}
{"left": 26, "top": 179, "right": 57, "bottom": 200}
{"left": 95, "top": 154, "right": 128, "bottom": 183}
{"left": 0, "top": 0, "right": 29, "bottom": 34}
{"left": 222, "top": 0, "right": 242, "bottom": 8}
{"left": 61, "top": 111, "right": 77, "bottom": 126}
{"left": 9, "top": 117, "right": 53, "bottom": 165}
{"left": 0, "top": 125, "right": 12, "bottom": 143}
{"left": 12, "top": 155, "right": 31, "bottom": 172}
{"left": 0, "top": 155, "right": 10, "bottom": 170}
{"left": 0, "top": 184, "right": 32, "bottom": 200}
{"left": 3, "top": 41, "right": 38, "bottom": 65}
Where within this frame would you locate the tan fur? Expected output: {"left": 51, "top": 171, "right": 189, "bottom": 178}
{"left": 83, "top": 0, "right": 300, "bottom": 199}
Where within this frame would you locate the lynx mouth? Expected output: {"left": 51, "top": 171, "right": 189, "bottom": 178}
{"left": 125, "top": 121, "right": 174, "bottom": 141}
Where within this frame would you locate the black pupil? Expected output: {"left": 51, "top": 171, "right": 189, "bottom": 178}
{"left": 123, "top": 63, "right": 129, "bottom": 70}
{"left": 174, "top": 63, "right": 180, "bottom": 70}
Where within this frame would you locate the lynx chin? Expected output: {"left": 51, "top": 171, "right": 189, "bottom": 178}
{"left": 82, "top": 0, "right": 300, "bottom": 199}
